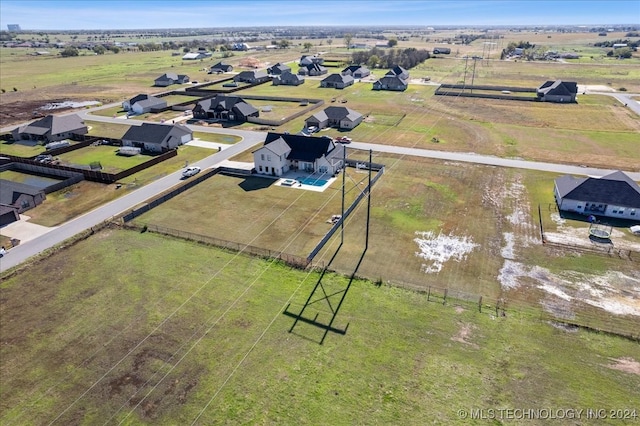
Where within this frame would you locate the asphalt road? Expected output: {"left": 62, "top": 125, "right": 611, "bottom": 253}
{"left": 1, "top": 92, "right": 638, "bottom": 272}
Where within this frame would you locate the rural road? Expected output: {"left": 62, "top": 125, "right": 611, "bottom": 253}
{"left": 1, "top": 93, "right": 638, "bottom": 272}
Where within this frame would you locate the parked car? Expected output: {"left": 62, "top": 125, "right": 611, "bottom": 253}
{"left": 335, "top": 136, "right": 352, "bottom": 143}
{"left": 182, "top": 166, "right": 201, "bottom": 178}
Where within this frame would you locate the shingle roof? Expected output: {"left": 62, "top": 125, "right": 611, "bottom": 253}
{"left": 122, "top": 123, "right": 191, "bottom": 145}
{"left": 263, "top": 132, "right": 342, "bottom": 163}
{"left": 538, "top": 80, "right": 578, "bottom": 96}
{"left": 324, "top": 106, "right": 362, "bottom": 121}
{"left": 16, "top": 114, "right": 86, "bottom": 136}
{"left": 322, "top": 74, "right": 354, "bottom": 84}
{"left": 0, "top": 180, "right": 44, "bottom": 205}
{"left": 556, "top": 171, "right": 640, "bottom": 208}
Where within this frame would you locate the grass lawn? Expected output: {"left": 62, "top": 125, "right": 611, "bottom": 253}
{"left": 131, "top": 155, "right": 639, "bottom": 336}
{"left": 1, "top": 228, "right": 638, "bottom": 425}
{"left": 23, "top": 145, "right": 214, "bottom": 227}
{"left": 0, "top": 139, "right": 47, "bottom": 157}
{"left": 56, "top": 145, "right": 153, "bottom": 173}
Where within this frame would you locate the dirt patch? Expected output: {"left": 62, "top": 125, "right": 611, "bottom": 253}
{"left": 451, "top": 322, "right": 479, "bottom": 348}
{"left": 606, "top": 357, "right": 640, "bottom": 376}
{"left": 0, "top": 99, "right": 75, "bottom": 128}
{"left": 414, "top": 231, "right": 479, "bottom": 273}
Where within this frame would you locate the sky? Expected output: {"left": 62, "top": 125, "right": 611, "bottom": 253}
{"left": 1, "top": 0, "right": 638, "bottom": 30}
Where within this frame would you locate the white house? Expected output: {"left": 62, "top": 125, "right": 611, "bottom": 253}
{"left": 554, "top": 171, "right": 640, "bottom": 221}
{"left": 122, "top": 94, "right": 167, "bottom": 115}
{"left": 253, "top": 132, "right": 344, "bottom": 177}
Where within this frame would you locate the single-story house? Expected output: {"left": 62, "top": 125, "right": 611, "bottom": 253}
{"left": 554, "top": 170, "right": 640, "bottom": 221}
{"left": 536, "top": 80, "right": 578, "bottom": 103}
{"left": 232, "top": 43, "right": 251, "bottom": 51}
{"left": 253, "top": 132, "right": 344, "bottom": 177}
{"left": 154, "top": 73, "right": 190, "bottom": 87}
{"left": 121, "top": 123, "right": 192, "bottom": 153}
{"left": 267, "top": 62, "right": 291, "bottom": 75}
{"left": 12, "top": 114, "right": 88, "bottom": 143}
{"left": 385, "top": 65, "right": 410, "bottom": 81}
{"left": 122, "top": 94, "right": 167, "bottom": 115}
{"left": 299, "top": 55, "right": 324, "bottom": 66}
{"left": 182, "top": 51, "right": 211, "bottom": 60}
{"left": 0, "top": 180, "right": 46, "bottom": 214}
{"left": 273, "top": 71, "right": 305, "bottom": 86}
{"left": 305, "top": 106, "right": 364, "bottom": 130}
{"left": 209, "top": 62, "right": 233, "bottom": 73}
{"left": 320, "top": 73, "right": 355, "bottom": 89}
{"left": 341, "top": 65, "right": 370, "bottom": 79}
{"left": 298, "top": 63, "right": 328, "bottom": 76}
{"left": 233, "top": 69, "right": 270, "bottom": 84}
{"left": 372, "top": 75, "right": 408, "bottom": 91}
{"left": 192, "top": 95, "right": 259, "bottom": 122}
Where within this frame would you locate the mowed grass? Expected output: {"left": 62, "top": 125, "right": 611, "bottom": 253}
{"left": 1, "top": 228, "right": 638, "bottom": 425}
{"left": 132, "top": 170, "right": 363, "bottom": 257}
{"left": 24, "top": 144, "right": 215, "bottom": 227}
{"left": 0, "top": 139, "right": 47, "bottom": 157}
{"left": 56, "top": 145, "right": 152, "bottom": 173}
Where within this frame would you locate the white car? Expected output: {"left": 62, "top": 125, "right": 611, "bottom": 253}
{"left": 182, "top": 166, "right": 201, "bottom": 178}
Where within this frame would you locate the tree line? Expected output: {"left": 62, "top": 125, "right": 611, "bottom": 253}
{"left": 350, "top": 47, "right": 430, "bottom": 70}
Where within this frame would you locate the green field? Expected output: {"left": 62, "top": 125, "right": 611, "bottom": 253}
{"left": 1, "top": 228, "right": 638, "bottom": 425}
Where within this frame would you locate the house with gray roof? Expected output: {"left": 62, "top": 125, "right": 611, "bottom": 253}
{"left": 305, "top": 106, "right": 364, "bottom": 130}
{"left": 320, "top": 73, "right": 355, "bottom": 89}
{"left": 554, "top": 171, "right": 640, "bottom": 221}
{"left": 12, "top": 114, "right": 88, "bottom": 143}
{"left": 372, "top": 75, "right": 409, "bottom": 91}
{"left": 298, "top": 63, "right": 328, "bottom": 76}
{"left": 122, "top": 94, "right": 167, "bottom": 115}
{"left": 209, "top": 62, "right": 234, "bottom": 74}
{"left": 537, "top": 80, "right": 578, "bottom": 103}
{"left": 385, "top": 65, "right": 410, "bottom": 81}
{"left": 233, "top": 69, "right": 270, "bottom": 84}
{"left": 299, "top": 55, "right": 324, "bottom": 66}
{"left": 192, "top": 95, "right": 259, "bottom": 122}
{"left": 0, "top": 180, "right": 46, "bottom": 215}
{"left": 267, "top": 62, "right": 291, "bottom": 75}
{"left": 273, "top": 71, "right": 305, "bottom": 86}
{"left": 121, "top": 123, "right": 192, "bottom": 153}
{"left": 253, "top": 132, "right": 344, "bottom": 177}
{"left": 341, "top": 65, "right": 370, "bottom": 79}
{"left": 154, "top": 73, "right": 190, "bottom": 87}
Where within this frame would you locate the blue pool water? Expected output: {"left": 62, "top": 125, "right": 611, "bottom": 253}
{"left": 297, "top": 177, "right": 328, "bottom": 186}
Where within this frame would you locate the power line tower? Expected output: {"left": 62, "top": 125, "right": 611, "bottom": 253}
{"left": 285, "top": 149, "right": 375, "bottom": 344}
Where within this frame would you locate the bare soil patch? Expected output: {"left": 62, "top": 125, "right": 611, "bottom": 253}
{"left": 606, "top": 357, "right": 640, "bottom": 376}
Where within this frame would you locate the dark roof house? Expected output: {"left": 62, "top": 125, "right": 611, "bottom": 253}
{"left": 209, "top": 62, "right": 234, "bottom": 73}
{"left": 122, "top": 94, "right": 167, "bottom": 114}
{"left": 233, "top": 69, "right": 270, "bottom": 84}
{"left": 372, "top": 75, "right": 409, "bottom": 91}
{"left": 154, "top": 73, "right": 190, "bottom": 87}
{"left": 341, "top": 65, "right": 370, "bottom": 79}
{"left": 192, "top": 95, "right": 259, "bottom": 122}
{"left": 253, "top": 132, "right": 344, "bottom": 177}
{"left": 273, "top": 71, "right": 305, "bottom": 86}
{"left": 305, "top": 106, "right": 364, "bottom": 130}
{"left": 0, "top": 180, "right": 46, "bottom": 214}
{"left": 385, "top": 65, "right": 410, "bottom": 81}
{"left": 320, "top": 73, "right": 355, "bottom": 89}
{"left": 267, "top": 62, "right": 291, "bottom": 75}
{"left": 554, "top": 171, "right": 640, "bottom": 220}
{"left": 121, "top": 123, "right": 192, "bottom": 153}
{"left": 537, "top": 80, "right": 578, "bottom": 103}
{"left": 12, "top": 114, "right": 88, "bottom": 143}
{"left": 298, "top": 63, "right": 328, "bottom": 76}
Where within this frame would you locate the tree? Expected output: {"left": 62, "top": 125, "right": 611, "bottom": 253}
{"left": 183, "top": 47, "right": 190, "bottom": 53}
{"left": 367, "top": 55, "right": 380, "bottom": 69}
{"left": 278, "top": 39, "right": 291, "bottom": 49}
{"left": 60, "top": 46, "right": 79, "bottom": 57}
{"left": 109, "top": 46, "right": 120, "bottom": 54}
{"left": 303, "top": 42, "right": 313, "bottom": 52}
{"left": 93, "top": 45, "right": 106, "bottom": 55}
{"left": 388, "top": 38, "right": 398, "bottom": 48}
{"left": 344, "top": 33, "right": 353, "bottom": 49}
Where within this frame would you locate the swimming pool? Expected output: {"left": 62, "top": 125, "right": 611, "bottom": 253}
{"left": 297, "top": 177, "right": 328, "bottom": 187}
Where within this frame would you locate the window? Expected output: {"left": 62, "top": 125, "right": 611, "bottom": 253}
{"left": 631, "top": 210, "right": 636, "bottom": 216}
{"left": 259, "top": 166, "right": 263, "bottom": 172}
{"left": 261, "top": 154, "right": 265, "bottom": 161}
{"left": 577, "top": 205, "right": 582, "bottom": 209}
{"left": 267, "top": 155, "right": 271, "bottom": 162}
